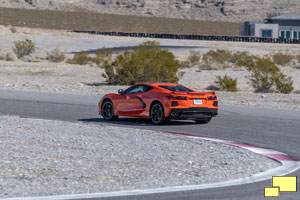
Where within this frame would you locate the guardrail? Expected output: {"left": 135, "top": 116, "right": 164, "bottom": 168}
{"left": 72, "top": 30, "right": 300, "bottom": 44}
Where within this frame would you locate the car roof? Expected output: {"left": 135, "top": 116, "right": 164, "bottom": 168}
{"left": 140, "top": 82, "right": 180, "bottom": 87}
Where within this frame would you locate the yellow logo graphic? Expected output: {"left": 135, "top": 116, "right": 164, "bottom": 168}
{"left": 264, "top": 176, "right": 297, "bottom": 197}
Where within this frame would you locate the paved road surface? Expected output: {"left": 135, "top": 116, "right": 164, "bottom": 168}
{"left": 0, "top": 89, "right": 299, "bottom": 200}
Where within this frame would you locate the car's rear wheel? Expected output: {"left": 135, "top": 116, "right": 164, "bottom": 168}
{"left": 150, "top": 103, "right": 168, "bottom": 125}
{"left": 195, "top": 117, "right": 212, "bottom": 124}
{"left": 102, "top": 100, "right": 118, "bottom": 121}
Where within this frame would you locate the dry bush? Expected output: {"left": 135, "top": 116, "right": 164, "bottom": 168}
{"left": 67, "top": 49, "right": 112, "bottom": 66}
{"left": 206, "top": 84, "right": 219, "bottom": 91}
{"left": 202, "top": 49, "right": 232, "bottom": 65}
{"left": 46, "top": 48, "right": 65, "bottom": 63}
{"left": 187, "top": 50, "right": 201, "bottom": 65}
{"left": 13, "top": 39, "right": 35, "bottom": 58}
{"left": 67, "top": 52, "right": 92, "bottom": 65}
{"left": 231, "top": 51, "right": 250, "bottom": 65}
{"left": 275, "top": 73, "right": 294, "bottom": 94}
{"left": 179, "top": 60, "right": 191, "bottom": 69}
{"left": 272, "top": 52, "right": 293, "bottom": 65}
{"left": 240, "top": 56, "right": 293, "bottom": 94}
{"left": 180, "top": 50, "right": 201, "bottom": 69}
{"left": 199, "top": 50, "right": 248, "bottom": 70}
{"left": 102, "top": 41, "right": 180, "bottom": 85}
{"left": 214, "top": 75, "right": 237, "bottom": 92}
{"left": 92, "top": 48, "right": 112, "bottom": 66}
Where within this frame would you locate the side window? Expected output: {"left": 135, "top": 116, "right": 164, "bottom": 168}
{"left": 124, "top": 85, "right": 139, "bottom": 94}
{"left": 124, "top": 85, "right": 153, "bottom": 94}
{"left": 124, "top": 85, "right": 144, "bottom": 94}
{"left": 143, "top": 85, "right": 153, "bottom": 92}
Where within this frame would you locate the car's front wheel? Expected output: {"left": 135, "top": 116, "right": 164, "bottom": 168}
{"left": 150, "top": 102, "right": 168, "bottom": 125}
{"left": 195, "top": 117, "right": 212, "bottom": 124}
{"left": 102, "top": 100, "right": 118, "bottom": 121}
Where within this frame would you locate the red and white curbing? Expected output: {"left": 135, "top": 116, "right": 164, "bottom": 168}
{"left": 165, "top": 131, "right": 300, "bottom": 162}
{"left": 4, "top": 132, "right": 300, "bottom": 200}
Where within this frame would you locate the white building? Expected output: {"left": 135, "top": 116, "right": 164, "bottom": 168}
{"left": 240, "top": 15, "right": 300, "bottom": 39}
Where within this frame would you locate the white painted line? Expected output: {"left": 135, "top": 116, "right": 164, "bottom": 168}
{"left": 3, "top": 133, "right": 300, "bottom": 200}
{"left": 243, "top": 147, "right": 287, "bottom": 155}
{"left": 4, "top": 161, "right": 300, "bottom": 200}
{"left": 194, "top": 137, "right": 234, "bottom": 143}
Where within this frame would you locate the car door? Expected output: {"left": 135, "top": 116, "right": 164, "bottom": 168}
{"left": 117, "top": 85, "right": 147, "bottom": 115}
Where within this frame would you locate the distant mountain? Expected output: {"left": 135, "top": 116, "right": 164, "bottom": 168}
{"left": 0, "top": 0, "right": 299, "bottom": 22}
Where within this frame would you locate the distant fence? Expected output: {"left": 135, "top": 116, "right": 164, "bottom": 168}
{"left": 72, "top": 30, "right": 300, "bottom": 44}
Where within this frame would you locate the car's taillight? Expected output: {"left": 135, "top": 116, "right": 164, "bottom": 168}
{"left": 166, "top": 95, "right": 187, "bottom": 100}
{"left": 207, "top": 96, "right": 217, "bottom": 100}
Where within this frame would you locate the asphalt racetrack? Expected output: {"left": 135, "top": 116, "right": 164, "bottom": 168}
{"left": 0, "top": 89, "right": 300, "bottom": 200}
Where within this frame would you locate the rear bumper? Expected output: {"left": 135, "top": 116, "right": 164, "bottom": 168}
{"left": 169, "top": 107, "right": 218, "bottom": 119}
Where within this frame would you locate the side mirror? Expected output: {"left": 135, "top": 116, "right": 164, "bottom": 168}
{"left": 118, "top": 89, "right": 124, "bottom": 95}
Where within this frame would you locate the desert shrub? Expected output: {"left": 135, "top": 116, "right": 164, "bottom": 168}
{"left": 180, "top": 50, "right": 201, "bottom": 69}
{"left": 200, "top": 50, "right": 248, "bottom": 70}
{"left": 202, "top": 49, "right": 232, "bottom": 65}
{"left": 188, "top": 50, "right": 201, "bottom": 65}
{"left": 102, "top": 41, "right": 180, "bottom": 85}
{"left": 67, "top": 52, "right": 92, "bottom": 65}
{"left": 13, "top": 39, "right": 35, "bottom": 58}
{"left": 214, "top": 75, "right": 237, "bottom": 92}
{"left": 275, "top": 73, "right": 294, "bottom": 94}
{"left": 231, "top": 51, "right": 250, "bottom": 65}
{"left": 46, "top": 48, "right": 65, "bottom": 63}
{"left": 92, "top": 48, "right": 112, "bottom": 66}
{"left": 241, "top": 56, "right": 293, "bottom": 93}
{"left": 179, "top": 60, "right": 191, "bottom": 69}
{"left": 272, "top": 52, "right": 293, "bottom": 65}
{"left": 206, "top": 84, "right": 219, "bottom": 91}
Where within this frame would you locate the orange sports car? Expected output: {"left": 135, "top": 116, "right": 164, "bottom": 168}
{"left": 98, "top": 82, "right": 218, "bottom": 125}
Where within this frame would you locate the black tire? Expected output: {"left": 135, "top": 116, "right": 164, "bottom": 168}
{"left": 150, "top": 102, "right": 168, "bottom": 125}
{"left": 195, "top": 117, "right": 212, "bottom": 124}
{"left": 101, "top": 100, "right": 118, "bottom": 121}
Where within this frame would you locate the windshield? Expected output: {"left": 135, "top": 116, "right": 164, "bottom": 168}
{"left": 159, "top": 85, "right": 194, "bottom": 92}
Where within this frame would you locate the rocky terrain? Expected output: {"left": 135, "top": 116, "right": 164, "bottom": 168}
{"left": 0, "top": 0, "right": 299, "bottom": 22}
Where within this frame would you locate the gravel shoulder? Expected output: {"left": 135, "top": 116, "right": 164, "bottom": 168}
{"left": 0, "top": 115, "right": 280, "bottom": 198}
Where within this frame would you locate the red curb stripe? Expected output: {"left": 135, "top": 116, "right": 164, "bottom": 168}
{"left": 262, "top": 154, "right": 300, "bottom": 161}
{"left": 164, "top": 131, "right": 201, "bottom": 138}
{"left": 163, "top": 131, "right": 300, "bottom": 162}
{"left": 222, "top": 142, "right": 260, "bottom": 148}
